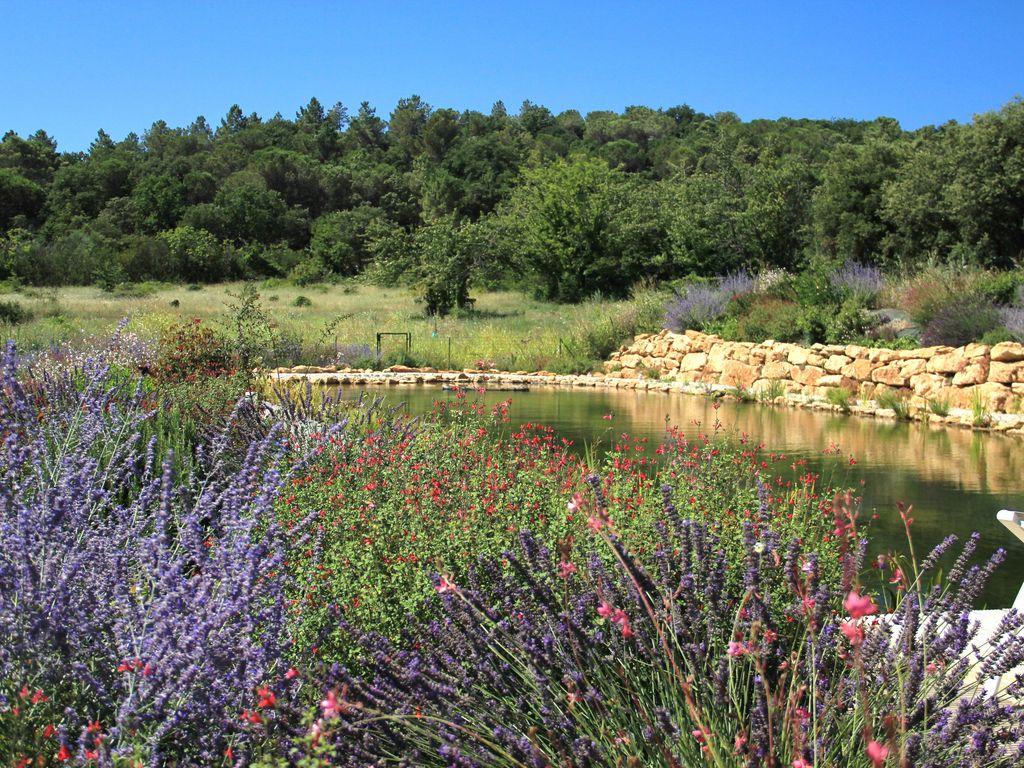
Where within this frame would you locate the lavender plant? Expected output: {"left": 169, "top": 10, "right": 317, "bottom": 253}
{"left": 831, "top": 260, "right": 885, "bottom": 303}
{"left": 0, "top": 340, "right": 314, "bottom": 766}
{"left": 665, "top": 283, "right": 730, "bottom": 332}
{"left": 1000, "top": 305, "right": 1024, "bottom": 342}
{"left": 303, "top": 487, "right": 1024, "bottom": 767}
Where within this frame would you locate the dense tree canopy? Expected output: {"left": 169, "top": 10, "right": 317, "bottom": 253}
{"left": 2, "top": 96, "right": 1022, "bottom": 309}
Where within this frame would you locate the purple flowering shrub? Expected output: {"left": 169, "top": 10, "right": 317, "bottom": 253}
{"left": 301, "top": 487, "right": 1024, "bottom": 767}
{"left": 1000, "top": 305, "right": 1024, "bottom": 342}
{"left": 831, "top": 260, "right": 885, "bottom": 303}
{"left": 665, "top": 272, "right": 757, "bottom": 333}
{"left": 0, "top": 342, "right": 312, "bottom": 765}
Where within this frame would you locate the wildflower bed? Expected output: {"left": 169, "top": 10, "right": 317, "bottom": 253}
{"left": 1, "top": 335, "right": 1022, "bottom": 766}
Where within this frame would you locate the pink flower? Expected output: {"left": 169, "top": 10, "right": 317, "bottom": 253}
{"left": 558, "top": 561, "right": 577, "bottom": 578}
{"left": 284, "top": 667, "right": 299, "bottom": 680}
{"left": 597, "top": 601, "right": 614, "bottom": 618}
{"left": 610, "top": 608, "right": 634, "bottom": 638}
{"left": 321, "top": 690, "right": 341, "bottom": 719}
{"left": 866, "top": 740, "right": 889, "bottom": 767}
{"left": 435, "top": 575, "right": 458, "bottom": 594}
{"left": 727, "top": 641, "right": 748, "bottom": 657}
{"left": 844, "top": 590, "right": 877, "bottom": 619}
{"left": 793, "top": 759, "right": 811, "bottom": 768}
{"left": 840, "top": 621, "right": 865, "bottom": 646}
{"left": 567, "top": 492, "right": 583, "bottom": 511}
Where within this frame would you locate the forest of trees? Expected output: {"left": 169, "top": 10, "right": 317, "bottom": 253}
{"left": 1, "top": 96, "right": 1022, "bottom": 313}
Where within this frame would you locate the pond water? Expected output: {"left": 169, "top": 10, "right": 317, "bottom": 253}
{"left": 345, "top": 385, "right": 1024, "bottom": 608}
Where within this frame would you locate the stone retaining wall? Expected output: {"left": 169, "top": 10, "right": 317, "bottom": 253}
{"left": 608, "top": 329, "right": 1024, "bottom": 419}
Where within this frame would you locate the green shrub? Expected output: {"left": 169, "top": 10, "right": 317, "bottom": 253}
{"left": 153, "top": 320, "right": 235, "bottom": 382}
{"left": 293, "top": 295, "right": 312, "bottom": 307}
{"left": 927, "top": 397, "right": 950, "bottom": 417}
{"left": 730, "top": 297, "right": 805, "bottom": 343}
{"left": 825, "top": 386, "right": 854, "bottom": 413}
{"left": 0, "top": 299, "right": 31, "bottom": 325}
{"left": 876, "top": 389, "right": 910, "bottom": 419}
{"left": 920, "top": 294, "right": 1001, "bottom": 347}
{"left": 825, "top": 297, "right": 875, "bottom": 344}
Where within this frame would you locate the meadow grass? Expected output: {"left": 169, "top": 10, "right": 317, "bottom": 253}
{"left": 2, "top": 281, "right": 663, "bottom": 372}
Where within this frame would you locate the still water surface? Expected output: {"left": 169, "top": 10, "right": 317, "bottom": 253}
{"left": 347, "top": 385, "right": 1024, "bottom": 607}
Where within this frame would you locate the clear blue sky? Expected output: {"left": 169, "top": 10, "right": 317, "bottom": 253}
{"left": 2, "top": 0, "right": 1022, "bottom": 152}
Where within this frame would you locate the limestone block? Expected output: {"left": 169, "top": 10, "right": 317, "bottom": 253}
{"left": 707, "top": 343, "right": 730, "bottom": 372}
{"left": 670, "top": 334, "right": 691, "bottom": 354}
{"left": 791, "top": 365, "right": 826, "bottom": 387}
{"left": 806, "top": 353, "right": 826, "bottom": 367}
{"left": 720, "top": 360, "right": 758, "bottom": 389}
{"left": 952, "top": 360, "right": 989, "bottom": 387}
{"left": 897, "top": 358, "right": 927, "bottom": 378}
{"left": 680, "top": 352, "right": 708, "bottom": 372}
{"left": 991, "top": 341, "right": 1024, "bottom": 363}
{"left": 910, "top": 373, "right": 949, "bottom": 398}
{"left": 764, "top": 346, "right": 790, "bottom": 363}
{"left": 824, "top": 354, "right": 852, "bottom": 374}
{"left": 652, "top": 339, "right": 671, "bottom": 358}
{"left": 620, "top": 354, "right": 642, "bottom": 369}
{"left": 762, "top": 360, "right": 793, "bottom": 379}
{"left": 927, "top": 351, "right": 967, "bottom": 374}
{"left": 817, "top": 374, "right": 858, "bottom": 391}
{"left": 963, "top": 343, "right": 990, "bottom": 359}
{"left": 975, "top": 382, "right": 1013, "bottom": 411}
{"left": 872, "top": 366, "right": 905, "bottom": 387}
{"left": 844, "top": 344, "right": 869, "bottom": 359}
{"left": 748, "top": 347, "right": 767, "bottom": 364}
{"left": 788, "top": 346, "right": 810, "bottom": 366}
{"left": 987, "top": 361, "right": 1024, "bottom": 384}
{"left": 868, "top": 349, "right": 895, "bottom": 364}
{"left": 841, "top": 358, "right": 876, "bottom": 381}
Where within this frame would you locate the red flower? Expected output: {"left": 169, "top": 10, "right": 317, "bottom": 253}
{"left": 56, "top": 745, "right": 72, "bottom": 762}
{"left": 284, "top": 667, "right": 299, "bottom": 680}
{"left": 256, "top": 686, "right": 276, "bottom": 709}
{"left": 557, "top": 561, "right": 577, "bottom": 578}
{"left": 43, "top": 724, "right": 56, "bottom": 739}
{"left": 240, "top": 709, "right": 262, "bottom": 724}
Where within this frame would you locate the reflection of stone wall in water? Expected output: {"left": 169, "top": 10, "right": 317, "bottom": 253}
{"left": 595, "top": 387, "right": 1024, "bottom": 496}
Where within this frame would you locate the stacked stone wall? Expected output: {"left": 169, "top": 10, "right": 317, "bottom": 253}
{"left": 607, "top": 330, "right": 1024, "bottom": 416}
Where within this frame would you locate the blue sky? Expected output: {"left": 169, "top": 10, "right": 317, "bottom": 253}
{"left": 2, "top": 0, "right": 1022, "bottom": 152}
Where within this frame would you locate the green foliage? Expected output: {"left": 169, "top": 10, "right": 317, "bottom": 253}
{"left": 927, "top": 397, "right": 950, "bottom": 417}
{"left": 875, "top": 389, "right": 910, "bottom": 419}
{"left": 293, "top": 294, "right": 312, "bottom": 307}
{"left": 825, "top": 386, "right": 854, "bottom": 412}
{"left": 0, "top": 299, "right": 31, "bottom": 324}
{"left": 728, "top": 296, "right": 805, "bottom": 343}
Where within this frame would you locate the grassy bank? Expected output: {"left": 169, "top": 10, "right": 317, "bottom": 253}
{"left": 1, "top": 280, "right": 665, "bottom": 373}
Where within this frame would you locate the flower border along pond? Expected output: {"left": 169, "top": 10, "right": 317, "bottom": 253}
{"left": 267, "top": 329, "right": 1024, "bottom": 438}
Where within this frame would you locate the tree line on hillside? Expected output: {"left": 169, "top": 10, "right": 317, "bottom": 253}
{"left": 1, "top": 96, "right": 1022, "bottom": 313}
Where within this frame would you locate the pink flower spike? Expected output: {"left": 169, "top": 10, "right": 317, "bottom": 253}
{"left": 866, "top": 740, "right": 889, "bottom": 767}
{"left": 558, "top": 561, "right": 577, "bottom": 578}
{"left": 844, "top": 590, "right": 878, "bottom": 619}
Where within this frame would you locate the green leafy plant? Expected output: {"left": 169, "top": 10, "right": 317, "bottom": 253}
{"left": 927, "top": 397, "right": 950, "bottom": 417}
{"left": 875, "top": 389, "right": 910, "bottom": 420}
{"left": 757, "top": 379, "right": 786, "bottom": 404}
{"left": 825, "top": 386, "right": 855, "bottom": 413}
{"left": 970, "top": 390, "right": 991, "bottom": 427}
